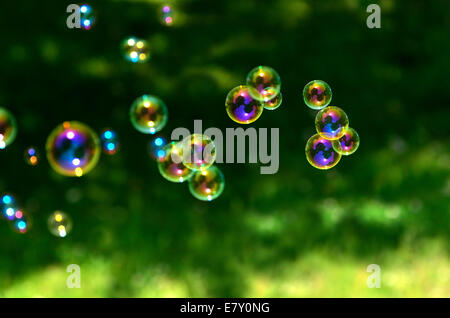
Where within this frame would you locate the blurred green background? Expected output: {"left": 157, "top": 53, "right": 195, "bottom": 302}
{"left": 0, "top": 0, "right": 449, "bottom": 297}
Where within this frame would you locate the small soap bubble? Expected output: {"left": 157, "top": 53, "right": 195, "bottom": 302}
{"left": 79, "top": 4, "right": 95, "bottom": 30}
{"left": 100, "top": 129, "right": 120, "bottom": 155}
{"left": 24, "top": 147, "right": 39, "bottom": 166}
{"left": 12, "top": 212, "right": 30, "bottom": 234}
{"left": 332, "top": 127, "right": 360, "bottom": 156}
{"left": 188, "top": 165, "right": 225, "bottom": 201}
{"left": 160, "top": 5, "right": 174, "bottom": 26}
{"left": 0, "top": 107, "right": 18, "bottom": 149}
{"left": 263, "top": 92, "right": 282, "bottom": 110}
{"left": 305, "top": 134, "right": 341, "bottom": 170}
{"left": 48, "top": 211, "right": 72, "bottom": 238}
{"left": 315, "top": 106, "right": 349, "bottom": 140}
{"left": 121, "top": 36, "right": 150, "bottom": 63}
{"left": 303, "top": 80, "right": 332, "bottom": 110}
{"left": 180, "top": 134, "right": 216, "bottom": 171}
{"left": 130, "top": 95, "right": 168, "bottom": 134}
{"left": 225, "top": 85, "right": 263, "bottom": 124}
{"left": 1, "top": 194, "right": 18, "bottom": 221}
{"left": 46, "top": 121, "right": 101, "bottom": 177}
{"left": 246, "top": 66, "right": 281, "bottom": 102}
{"left": 148, "top": 135, "right": 168, "bottom": 162}
{"left": 157, "top": 142, "right": 194, "bottom": 183}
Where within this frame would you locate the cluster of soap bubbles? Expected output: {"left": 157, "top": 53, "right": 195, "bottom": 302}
{"left": 1, "top": 194, "right": 30, "bottom": 234}
{"left": 226, "top": 66, "right": 282, "bottom": 124}
{"left": 156, "top": 136, "right": 224, "bottom": 201}
{"left": 303, "top": 80, "right": 360, "bottom": 170}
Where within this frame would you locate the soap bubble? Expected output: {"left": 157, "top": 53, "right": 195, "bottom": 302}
{"left": 1, "top": 194, "right": 18, "bottom": 221}
{"left": 157, "top": 142, "right": 194, "bottom": 183}
{"left": 225, "top": 85, "right": 263, "bottom": 124}
{"left": 148, "top": 135, "right": 168, "bottom": 162}
{"left": 305, "top": 134, "right": 341, "bottom": 170}
{"left": 264, "top": 92, "right": 282, "bottom": 110}
{"left": 0, "top": 107, "right": 17, "bottom": 149}
{"left": 160, "top": 4, "right": 174, "bottom": 26}
{"left": 24, "top": 147, "right": 39, "bottom": 166}
{"left": 46, "top": 121, "right": 101, "bottom": 177}
{"left": 315, "top": 106, "right": 349, "bottom": 140}
{"left": 130, "top": 95, "right": 168, "bottom": 134}
{"left": 79, "top": 4, "right": 95, "bottom": 30}
{"left": 246, "top": 66, "right": 281, "bottom": 102}
{"left": 332, "top": 127, "right": 360, "bottom": 156}
{"left": 121, "top": 37, "right": 150, "bottom": 63}
{"left": 100, "top": 129, "right": 120, "bottom": 155}
{"left": 303, "top": 80, "right": 332, "bottom": 110}
{"left": 180, "top": 134, "right": 216, "bottom": 171}
{"left": 48, "top": 211, "right": 72, "bottom": 238}
{"left": 188, "top": 165, "right": 225, "bottom": 201}
{"left": 12, "top": 212, "right": 29, "bottom": 234}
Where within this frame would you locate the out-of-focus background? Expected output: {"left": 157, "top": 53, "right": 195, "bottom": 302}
{"left": 0, "top": 0, "right": 449, "bottom": 297}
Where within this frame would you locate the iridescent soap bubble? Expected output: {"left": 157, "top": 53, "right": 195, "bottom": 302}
{"left": 157, "top": 142, "right": 194, "bottom": 183}
{"left": 130, "top": 95, "right": 168, "bottom": 134}
{"left": 246, "top": 66, "right": 281, "bottom": 102}
{"left": 188, "top": 165, "right": 225, "bottom": 201}
{"left": 303, "top": 80, "right": 332, "bottom": 110}
{"left": 1, "top": 194, "right": 17, "bottom": 221}
{"left": 332, "top": 127, "right": 360, "bottom": 156}
{"left": 180, "top": 134, "right": 216, "bottom": 171}
{"left": 121, "top": 37, "right": 150, "bottom": 63}
{"left": 315, "top": 106, "right": 349, "bottom": 140}
{"left": 225, "top": 85, "right": 263, "bottom": 124}
{"left": 79, "top": 4, "right": 95, "bottom": 30}
{"left": 12, "top": 212, "right": 29, "bottom": 234}
{"left": 264, "top": 92, "right": 282, "bottom": 110}
{"left": 46, "top": 121, "right": 101, "bottom": 177}
{"left": 160, "top": 4, "right": 174, "bottom": 26}
{"left": 100, "top": 129, "right": 120, "bottom": 155}
{"left": 305, "top": 134, "right": 341, "bottom": 170}
{"left": 148, "top": 135, "right": 168, "bottom": 162}
{"left": 24, "top": 147, "right": 39, "bottom": 166}
{"left": 48, "top": 211, "right": 72, "bottom": 238}
{"left": 0, "top": 108, "right": 17, "bottom": 150}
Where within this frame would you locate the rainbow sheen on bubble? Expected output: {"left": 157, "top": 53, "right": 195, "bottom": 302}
{"left": 225, "top": 85, "right": 263, "bottom": 124}
{"left": 12, "top": 212, "right": 29, "bottom": 234}
{"left": 24, "top": 147, "right": 39, "bottom": 166}
{"left": 46, "top": 121, "right": 101, "bottom": 177}
{"left": 1, "top": 194, "right": 17, "bottom": 221}
{"left": 188, "top": 165, "right": 225, "bottom": 201}
{"left": 180, "top": 134, "right": 216, "bottom": 171}
{"left": 148, "top": 135, "right": 168, "bottom": 162}
{"left": 0, "top": 107, "right": 17, "bottom": 149}
{"left": 160, "top": 5, "right": 174, "bottom": 26}
{"left": 48, "top": 211, "right": 72, "bottom": 238}
{"left": 315, "top": 106, "right": 349, "bottom": 140}
{"left": 246, "top": 66, "right": 281, "bottom": 102}
{"left": 79, "top": 4, "right": 95, "bottom": 30}
{"left": 305, "top": 134, "right": 341, "bottom": 170}
{"left": 130, "top": 95, "right": 168, "bottom": 134}
{"left": 264, "top": 92, "right": 282, "bottom": 110}
{"left": 332, "top": 127, "right": 360, "bottom": 156}
{"left": 100, "top": 129, "right": 120, "bottom": 155}
{"left": 303, "top": 80, "right": 332, "bottom": 110}
{"left": 121, "top": 37, "right": 150, "bottom": 63}
{"left": 157, "top": 142, "right": 194, "bottom": 183}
